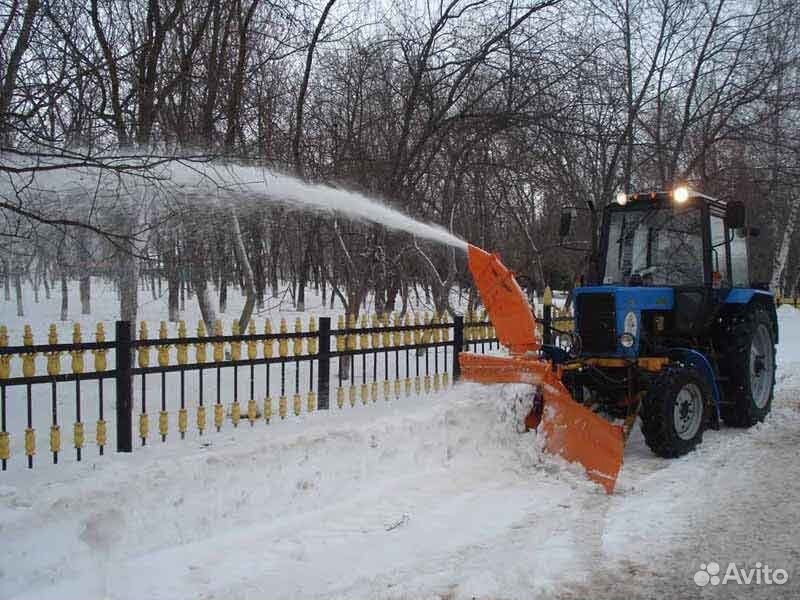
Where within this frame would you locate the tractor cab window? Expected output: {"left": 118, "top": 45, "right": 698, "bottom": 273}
{"left": 604, "top": 205, "right": 704, "bottom": 286}
{"left": 730, "top": 228, "right": 749, "bottom": 287}
{"left": 710, "top": 216, "right": 730, "bottom": 287}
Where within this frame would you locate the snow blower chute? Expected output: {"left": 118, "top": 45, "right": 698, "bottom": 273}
{"left": 461, "top": 244, "right": 625, "bottom": 493}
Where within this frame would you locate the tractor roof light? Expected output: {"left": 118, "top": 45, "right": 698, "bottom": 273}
{"left": 616, "top": 192, "right": 628, "bottom": 206}
{"left": 673, "top": 186, "right": 690, "bottom": 204}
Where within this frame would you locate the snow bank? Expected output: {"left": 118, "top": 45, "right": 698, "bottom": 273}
{"left": 1, "top": 383, "right": 593, "bottom": 600}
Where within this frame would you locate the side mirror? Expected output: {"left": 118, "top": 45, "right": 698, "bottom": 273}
{"left": 725, "top": 200, "right": 746, "bottom": 229}
{"left": 559, "top": 209, "right": 573, "bottom": 238}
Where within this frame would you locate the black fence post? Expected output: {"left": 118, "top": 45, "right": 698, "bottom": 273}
{"left": 115, "top": 321, "right": 133, "bottom": 452}
{"left": 452, "top": 315, "right": 464, "bottom": 381}
{"left": 317, "top": 317, "right": 331, "bottom": 410}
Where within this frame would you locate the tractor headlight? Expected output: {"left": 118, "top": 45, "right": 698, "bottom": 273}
{"left": 616, "top": 192, "right": 628, "bottom": 206}
{"left": 620, "top": 311, "right": 638, "bottom": 349}
{"left": 673, "top": 186, "right": 690, "bottom": 203}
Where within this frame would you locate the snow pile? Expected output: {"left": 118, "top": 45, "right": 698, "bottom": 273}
{"left": 0, "top": 383, "right": 589, "bottom": 600}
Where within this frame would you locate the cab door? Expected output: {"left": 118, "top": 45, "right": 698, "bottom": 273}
{"left": 710, "top": 215, "right": 732, "bottom": 289}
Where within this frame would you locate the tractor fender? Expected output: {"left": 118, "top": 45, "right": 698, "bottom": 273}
{"left": 723, "top": 288, "right": 771, "bottom": 304}
{"left": 667, "top": 348, "right": 721, "bottom": 427}
{"left": 722, "top": 289, "right": 778, "bottom": 344}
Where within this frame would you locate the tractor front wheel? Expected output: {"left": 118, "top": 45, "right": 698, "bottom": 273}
{"left": 640, "top": 365, "right": 710, "bottom": 458}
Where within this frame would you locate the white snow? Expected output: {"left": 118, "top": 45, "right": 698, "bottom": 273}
{"left": 1, "top": 294, "right": 798, "bottom": 599}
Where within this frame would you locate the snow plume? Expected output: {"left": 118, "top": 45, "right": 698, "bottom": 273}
{"left": 1, "top": 151, "right": 467, "bottom": 251}
{"left": 174, "top": 161, "right": 468, "bottom": 251}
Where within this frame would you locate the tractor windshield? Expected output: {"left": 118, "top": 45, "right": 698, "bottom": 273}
{"left": 603, "top": 205, "right": 704, "bottom": 286}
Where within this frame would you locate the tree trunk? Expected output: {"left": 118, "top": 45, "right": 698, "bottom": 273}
{"left": 384, "top": 282, "right": 399, "bottom": 314}
{"left": 150, "top": 268, "right": 158, "bottom": 301}
{"left": 336, "top": 288, "right": 367, "bottom": 380}
{"left": 400, "top": 281, "right": 409, "bottom": 315}
{"left": 230, "top": 208, "right": 257, "bottom": 331}
{"left": 90, "top": 0, "right": 128, "bottom": 144}
{"left": 80, "top": 276, "right": 91, "bottom": 314}
{"left": 168, "top": 275, "right": 179, "bottom": 322}
{"left": 165, "top": 237, "right": 180, "bottom": 322}
{"left": 296, "top": 243, "right": 312, "bottom": 312}
{"left": 292, "top": 0, "right": 338, "bottom": 178}
{"left": 3, "top": 260, "right": 10, "bottom": 301}
{"left": 223, "top": 0, "right": 260, "bottom": 152}
{"left": 186, "top": 236, "right": 215, "bottom": 330}
{"left": 119, "top": 252, "right": 139, "bottom": 336}
{"left": 251, "top": 228, "right": 266, "bottom": 310}
{"left": 770, "top": 198, "right": 800, "bottom": 292}
{"left": 0, "top": 0, "right": 40, "bottom": 142}
{"left": 270, "top": 264, "right": 279, "bottom": 298}
{"left": 60, "top": 272, "right": 68, "bottom": 321}
{"left": 193, "top": 275, "right": 217, "bottom": 332}
{"left": 14, "top": 271, "right": 23, "bottom": 317}
{"left": 219, "top": 270, "right": 228, "bottom": 313}
{"left": 789, "top": 268, "right": 800, "bottom": 300}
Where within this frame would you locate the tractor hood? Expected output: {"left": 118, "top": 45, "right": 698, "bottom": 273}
{"left": 574, "top": 286, "right": 675, "bottom": 310}
{"left": 572, "top": 286, "right": 675, "bottom": 357}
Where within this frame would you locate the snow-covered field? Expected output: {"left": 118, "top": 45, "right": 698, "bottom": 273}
{"left": 0, "top": 288, "right": 798, "bottom": 599}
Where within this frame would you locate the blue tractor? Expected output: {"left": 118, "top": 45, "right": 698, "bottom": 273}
{"left": 563, "top": 187, "right": 778, "bottom": 458}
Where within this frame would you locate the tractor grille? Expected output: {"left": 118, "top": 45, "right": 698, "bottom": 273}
{"left": 576, "top": 293, "right": 616, "bottom": 354}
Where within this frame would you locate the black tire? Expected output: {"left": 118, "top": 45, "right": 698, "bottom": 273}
{"left": 640, "top": 365, "right": 711, "bottom": 458}
{"left": 719, "top": 306, "right": 776, "bottom": 427}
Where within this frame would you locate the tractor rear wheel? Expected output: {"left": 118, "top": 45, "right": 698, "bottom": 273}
{"left": 640, "top": 365, "right": 710, "bottom": 458}
{"left": 720, "top": 306, "right": 776, "bottom": 427}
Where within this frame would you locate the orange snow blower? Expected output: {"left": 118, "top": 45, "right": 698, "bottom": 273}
{"left": 461, "top": 244, "right": 625, "bottom": 493}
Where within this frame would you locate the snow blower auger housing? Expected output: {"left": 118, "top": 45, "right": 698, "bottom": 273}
{"left": 461, "top": 188, "right": 778, "bottom": 494}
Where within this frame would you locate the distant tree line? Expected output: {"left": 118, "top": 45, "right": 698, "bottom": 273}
{"left": 1, "top": 0, "right": 799, "bottom": 328}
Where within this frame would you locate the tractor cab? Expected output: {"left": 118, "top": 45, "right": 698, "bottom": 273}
{"left": 570, "top": 188, "right": 773, "bottom": 360}
{"left": 600, "top": 189, "right": 748, "bottom": 290}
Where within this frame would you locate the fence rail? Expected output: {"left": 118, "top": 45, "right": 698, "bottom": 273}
{"left": 0, "top": 312, "right": 507, "bottom": 471}
{"left": 776, "top": 296, "right": 800, "bottom": 308}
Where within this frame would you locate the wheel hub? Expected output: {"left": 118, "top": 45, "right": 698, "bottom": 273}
{"left": 750, "top": 324, "right": 773, "bottom": 409}
{"left": 674, "top": 383, "right": 703, "bottom": 441}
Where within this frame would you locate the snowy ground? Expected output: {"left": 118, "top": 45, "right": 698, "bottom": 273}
{"left": 0, "top": 291, "right": 798, "bottom": 599}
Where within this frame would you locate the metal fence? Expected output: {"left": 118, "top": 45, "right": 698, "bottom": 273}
{"left": 0, "top": 313, "right": 504, "bottom": 471}
{"left": 776, "top": 296, "right": 800, "bottom": 308}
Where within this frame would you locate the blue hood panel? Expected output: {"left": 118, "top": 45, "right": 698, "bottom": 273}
{"left": 573, "top": 286, "right": 675, "bottom": 357}
{"left": 574, "top": 286, "right": 674, "bottom": 312}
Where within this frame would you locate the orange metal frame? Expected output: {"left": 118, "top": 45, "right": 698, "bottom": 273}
{"left": 463, "top": 244, "right": 626, "bottom": 494}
